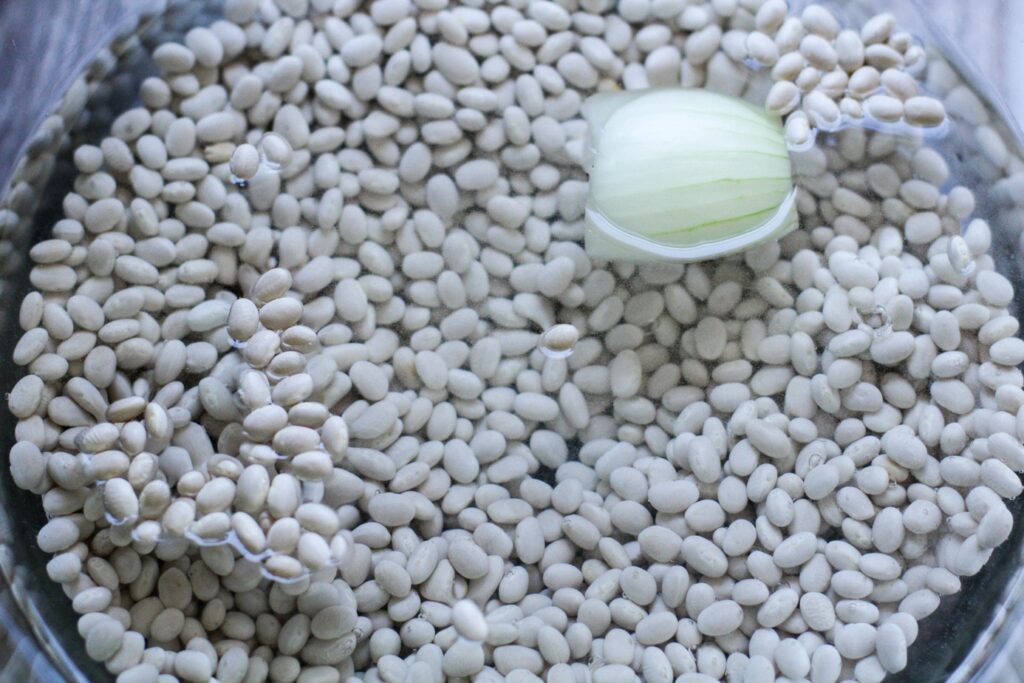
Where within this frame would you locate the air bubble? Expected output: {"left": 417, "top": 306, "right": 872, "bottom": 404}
{"left": 258, "top": 133, "right": 293, "bottom": 173}
{"left": 947, "top": 235, "right": 975, "bottom": 276}
{"left": 539, "top": 324, "right": 579, "bottom": 359}
{"left": 871, "top": 304, "right": 893, "bottom": 339}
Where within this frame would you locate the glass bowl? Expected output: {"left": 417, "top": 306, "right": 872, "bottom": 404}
{"left": 0, "top": 1, "right": 1023, "bottom": 680}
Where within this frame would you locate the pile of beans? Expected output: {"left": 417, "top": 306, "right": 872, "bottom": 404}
{"left": 752, "top": 3, "right": 946, "bottom": 146}
{"left": 5, "top": 0, "right": 1023, "bottom": 681}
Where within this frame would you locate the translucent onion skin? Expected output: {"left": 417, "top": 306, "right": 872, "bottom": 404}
{"left": 583, "top": 88, "right": 797, "bottom": 263}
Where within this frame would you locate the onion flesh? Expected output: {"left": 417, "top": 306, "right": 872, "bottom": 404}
{"left": 583, "top": 88, "right": 797, "bottom": 262}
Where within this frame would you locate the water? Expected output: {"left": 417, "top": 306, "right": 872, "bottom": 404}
{"left": 2, "top": 1, "right": 1024, "bottom": 680}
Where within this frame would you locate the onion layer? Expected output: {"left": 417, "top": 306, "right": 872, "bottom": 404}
{"left": 583, "top": 88, "right": 797, "bottom": 262}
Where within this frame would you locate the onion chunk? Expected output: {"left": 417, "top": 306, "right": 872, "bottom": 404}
{"left": 583, "top": 88, "right": 797, "bottom": 262}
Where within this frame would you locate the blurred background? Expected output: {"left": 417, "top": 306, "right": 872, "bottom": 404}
{"left": 931, "top": 0, "right": 1024, "bottom": 123}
